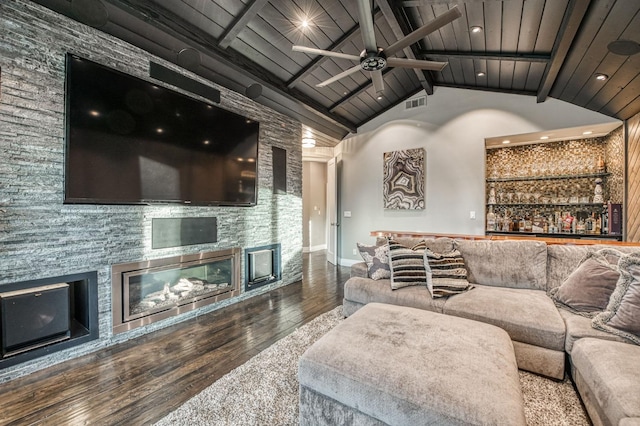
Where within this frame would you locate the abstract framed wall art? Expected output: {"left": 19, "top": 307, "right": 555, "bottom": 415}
{"left": 383, "top": 148, "right": 425, "bottom": 209}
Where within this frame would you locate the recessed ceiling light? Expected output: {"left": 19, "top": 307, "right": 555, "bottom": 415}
{"left": 583, "top": 131, "right": 593, "bottom": 135}
{"left": 301, "top": 19, "right": 309, "bottom": 28}
{"left": 502, "top": 140, "right": 510, "bottom": 144}
{"left": 203, "top": 140, "right": 210, "bottom": 145}
{"left": 595, "top": 73, "right": 608, "bottom": 81}
{"left": 470, "top": 26, "right": 483, "bottom": 33}
{"left": 476, "top": 71, "right": 486, "bottom": 77}
{"left": 377, "top": 95, "right": 383, "bottom": 100}
{"left": 540, "top": 136, "right": 549, "bottom": 140}
{"left": 156, "top": 128, "right": 164, "bottom": 134}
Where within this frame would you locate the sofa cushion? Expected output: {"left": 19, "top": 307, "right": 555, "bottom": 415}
{"left": 442, "top": 284, "right": 565, "bottom": 351}
{"left": 571, "top": 338, "right": 640, "bottom": 425}
{"left": 558, "top": 308, "right": 630, "bottom": 353}
{"left": 455, "top": 240, "right": 547, "bottom": 290}
{"left": 388, "top": 239, "right": 427, "bottom": 290}
{"left": 549, "top": 250, "right": 621, "bottom": 317}
{"left": 593, "top": 252, "right": 640, "bottom": 345}
{"left": 343, "top": 277, "right": 446, "bottom": 314}
{"left": 356, "top": 243, "right": 390, "bottom": 280}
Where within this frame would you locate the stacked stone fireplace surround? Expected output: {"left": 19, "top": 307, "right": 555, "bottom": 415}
{"left": 0, "top": 1, "right": 303, "bottom": 382}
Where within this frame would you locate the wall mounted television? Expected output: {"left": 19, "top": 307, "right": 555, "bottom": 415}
{"left": 64, "top": 53, "right": 259, "bottom": 206}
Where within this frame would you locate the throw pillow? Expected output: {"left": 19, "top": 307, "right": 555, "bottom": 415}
{"left": 388, "top": 239, "right": 427, "bottom": 290}
{"left": 549, "top": 249, "right": 623, "bottom": 318}
{"left": 423, "top": 248, "right": 474, "bottom": 298}
{"left": 356, "top": 243, "right": 390, "bottom": 280}
{"left": 592, "top": 252, "right": 640, "bottom": 345}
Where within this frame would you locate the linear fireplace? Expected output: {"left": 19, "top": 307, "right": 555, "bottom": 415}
{"left": 112, "top": 248, "right": 241, "bottom": 334}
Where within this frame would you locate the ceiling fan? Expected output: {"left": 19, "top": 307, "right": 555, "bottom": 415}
{"left": 292, "top": 1, "right": 462, "bottom": 97}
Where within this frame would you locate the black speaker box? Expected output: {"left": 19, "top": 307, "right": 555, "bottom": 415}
{"left": 149, "top": 62, "right": 220, "bottom": 104}
{"left": 273, "top": 147, "right": 287, "bottom": 194}
{"left": 152, "top": 217, "right": 218, "bottom": 249}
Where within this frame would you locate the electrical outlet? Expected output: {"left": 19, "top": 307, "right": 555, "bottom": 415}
{"left": 352, "top": 248, "right": 357, "bottom": 255}
{"left": 470, "top": 211, "right": 476, "bottom": 220}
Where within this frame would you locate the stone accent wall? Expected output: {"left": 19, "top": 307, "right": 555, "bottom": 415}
{"left": 0, "top": 1, "right": 302, "bottom": 382}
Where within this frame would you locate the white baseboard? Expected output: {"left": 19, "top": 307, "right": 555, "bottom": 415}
{"left": 303, "top": 244, "right": 327, "bottom": 253}
{"left": 339, "top": 258, "right": 360, "bottom": 267}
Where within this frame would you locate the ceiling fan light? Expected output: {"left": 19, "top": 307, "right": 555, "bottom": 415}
{"left": 302, "top": 137, "right": 316, "bottom": 148}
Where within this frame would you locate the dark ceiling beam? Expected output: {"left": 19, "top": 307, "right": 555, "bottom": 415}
{"left": 402, "top": 1, "right": 502, "bottom": 6}
{"left": 418, "top": 50, "right": 551, "bottom": 63}
{"left": 103, "top": 0, "right": 356, "bottom": 134}
{"left": 537, "top": 0, "right": 591, "bottom": 103}
{"left": 377, "top": 0, "right": 435, "bottom": 94}
{"left": 437, "top": 83, "right": 537, "bottom": 97}
{"left": 286, "top": 10, "right": 383, "bottom": 89}
{"left": 218, "top": 0, "right": 269, "bottom": 49}
{"left": 329, "top": 68, "right": 397, "bottom": 112}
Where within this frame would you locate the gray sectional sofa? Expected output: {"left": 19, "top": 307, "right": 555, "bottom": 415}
{"left": 344, "top": 237, "right": 640, "bottom": 426}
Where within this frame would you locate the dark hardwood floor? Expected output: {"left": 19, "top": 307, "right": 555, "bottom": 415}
{"left": 0, "top": 251, "right": 350, "bottom": 425}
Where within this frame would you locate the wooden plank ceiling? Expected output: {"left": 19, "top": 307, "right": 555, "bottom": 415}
{"left": 33, "top": 0, "right": 640, "bottom": 141}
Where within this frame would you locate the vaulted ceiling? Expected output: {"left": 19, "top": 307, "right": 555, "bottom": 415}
{"left": 34, "top": 0, "right": 640, "bottom": 142}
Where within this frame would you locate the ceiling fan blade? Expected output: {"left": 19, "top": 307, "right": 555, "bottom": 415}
{"left": 292, "top": 45, "right": 360, "bottom": 61}
{"left": 316, "top": 64, "right": 362, "bottom": 87}
{"left": 385, "top": 6, "right": 462, "bottom": 57}
{"left": 371, "top": 70, "right": 385, "bottom": 96}
{"left": 356, "top": 0, "right": 377, "bottom": 52}
{"left": 386, "top": 57, "right": 448, "bottom": 71}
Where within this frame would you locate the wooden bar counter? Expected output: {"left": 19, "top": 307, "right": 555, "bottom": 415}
{"left": 370, "top": 230, "right": 640, "bottom": 247}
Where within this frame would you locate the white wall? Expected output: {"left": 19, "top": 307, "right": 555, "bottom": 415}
{"left": 338, "top": 87, "right": 620, "bottom": 265}
{"left": 303, "top": 161, "right": 328, "bottom": 251}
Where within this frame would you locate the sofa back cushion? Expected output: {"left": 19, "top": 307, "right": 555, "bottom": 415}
{"left": 547, "top": 244, "right": 640, "bottom": 291}
{"left": 546, "top": 245, "right": 591, "bottom": 291}
{"left": 455, "top": 240, "right": 547, "bottom": 290}
{"left": 375, "top": 237, "right": 455, "bottom": 253}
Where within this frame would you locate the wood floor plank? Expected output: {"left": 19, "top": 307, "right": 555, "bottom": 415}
{"left": 0, "top": 251, "right": 349, "bottom": 425}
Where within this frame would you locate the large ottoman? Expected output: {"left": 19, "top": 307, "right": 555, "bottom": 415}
{"left": 299, "top": 303, "right": 526, "bottom": 425}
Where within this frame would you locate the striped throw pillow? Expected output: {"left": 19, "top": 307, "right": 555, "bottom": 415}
{"left": 388, "top": 239, "right": 427, "bottom": 290}
{"left": 424, "top": 248, "right": 474, "bottom": 298}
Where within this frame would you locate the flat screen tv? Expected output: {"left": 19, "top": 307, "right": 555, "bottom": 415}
{"left": 64, "top": 53, "right": 259, "bottom": 206}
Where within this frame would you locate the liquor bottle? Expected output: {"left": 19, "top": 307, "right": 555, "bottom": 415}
{"left": 548, "top": 215, "right": 557, "bottom": 233}
{"left": 601, "top": 205, "right": 608, "bottom": 234}
{"left": 585, "top": 213, "right": 595, "bottom": 234}
{"left": 576, "top": 218, "right": 586, "bottom": 234}
{"left": 562, "top": 212, "right": 573, "bottom": 233}
{"left": 486, "top": 206, "right": 496, "bottom": 231}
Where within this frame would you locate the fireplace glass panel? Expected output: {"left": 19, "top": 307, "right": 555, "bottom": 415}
{"left": 124, "top": 258, "right": 232, "bottom": 321}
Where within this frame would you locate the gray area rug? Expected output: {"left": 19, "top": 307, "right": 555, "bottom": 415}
{"left": 155, "top": 306, "right": 589, "bottom": 426}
